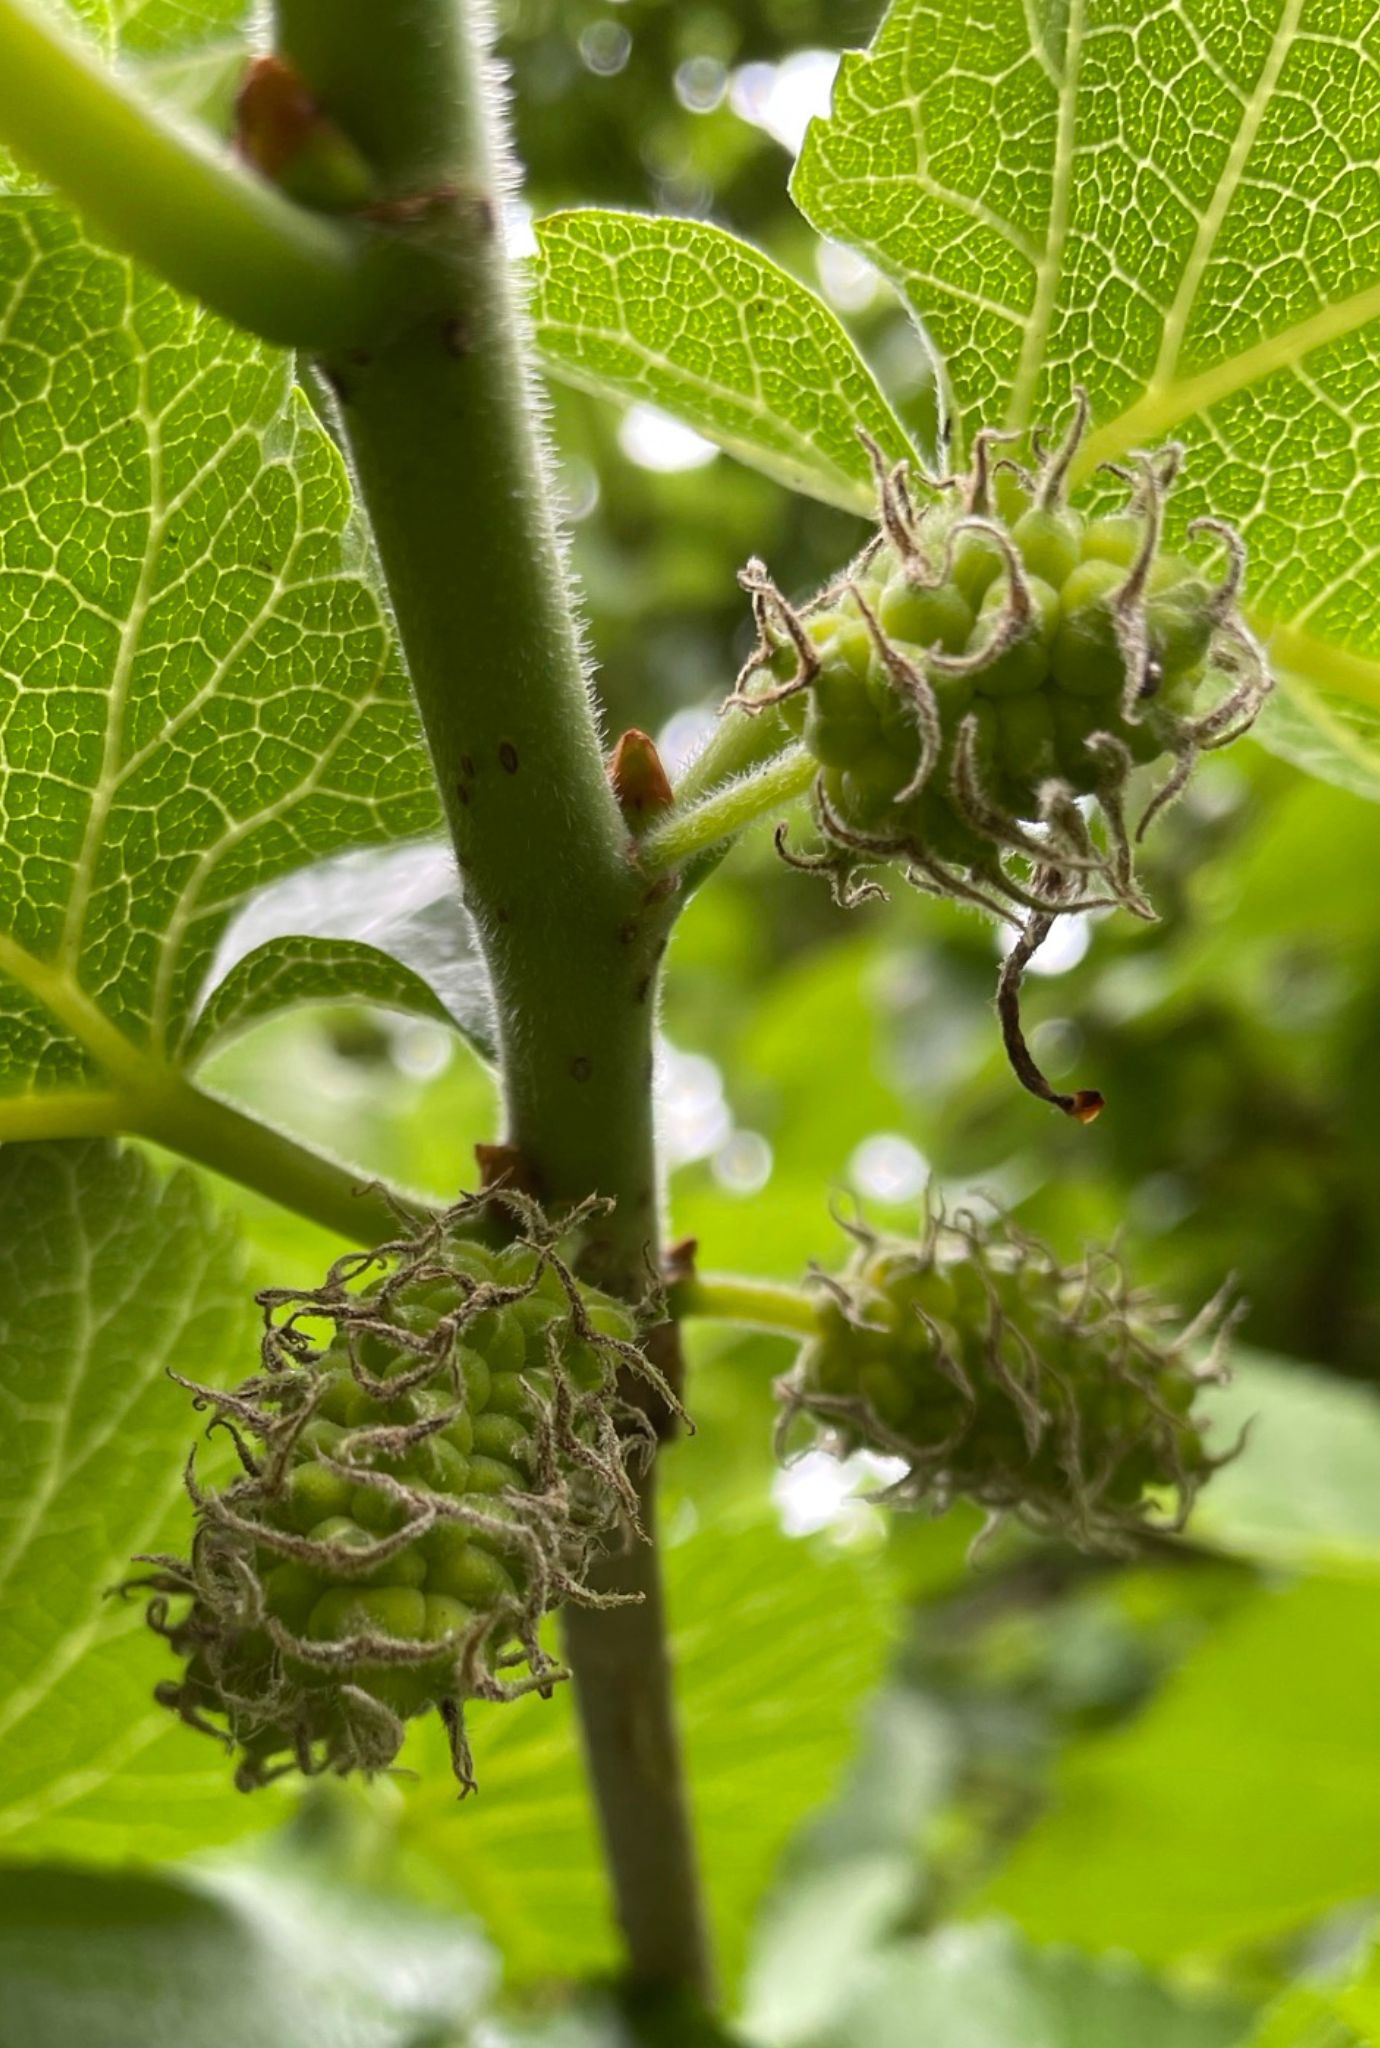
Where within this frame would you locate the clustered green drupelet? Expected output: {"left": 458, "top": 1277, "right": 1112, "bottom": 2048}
{"left": 779, "top": 1202, "right": 1237, "bottom": 1551}
{"left": 134, "top": 1193, "right": 670, "bottom": 1792}
{"left": 734, "top": 392, "right": 1272, "bottom": 1118}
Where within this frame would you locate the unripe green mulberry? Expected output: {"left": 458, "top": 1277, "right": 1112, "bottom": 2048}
{"left": 734, "top": 394, "right": 1272, "bottom": 1119}
{"left": 134, "top": 1193, "right": 670, "bottom": 1793}
{"left": 778, "top": 1204, "right": 1237, "bottom": 1551}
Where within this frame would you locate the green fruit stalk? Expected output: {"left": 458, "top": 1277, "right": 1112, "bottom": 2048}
{"left": 733, "top": 393, "right": 1272, "bottom": 1119}
{"left": 133, "top": 1192, "right": 673, "bottom": 1792}
{"left": 779, "top": 1202, "right": 1237, "bottom": 1551}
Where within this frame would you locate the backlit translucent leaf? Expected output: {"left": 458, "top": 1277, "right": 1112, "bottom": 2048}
{"left": 0, "top": 203, "right": 439, "bottom": 1104}
{"left": 49, "top": 0, "right": 248, "bottom": 59}
{"left": 979, "top": 1576, "right": 1380, "bottom": 1963}
{"left": 393, "top": 1513, "right": 894, "bottom": 1994}
{"left": 0, "top": 1139, "right": 269, "bottom": 1862}
{"left": 791, "top": 1, "right": 1380, "bottom": 796}
{"left": 1254, "top": 668, "right": 1380, "bottom": 803}
{"left": 531, "top": 210, "right": 913, "bottom": 514}
{"left": 190, "top": 841, "right": 496, "bottom": 1063}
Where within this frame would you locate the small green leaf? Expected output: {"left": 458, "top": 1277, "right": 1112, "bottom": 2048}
{"left": 189, "top": 934, "right": 460, "bottom": 1058}
{"left": 394, "top": 1513, "right": 894, "bottom": 1993}
{"left": 820, "top": 1922, "right": 1246, "bottom": 2048}
{"left": 1194, "top": 1351, "right": 1380, "bottom": 1579}
{"left": 0, "top": 203, "right": 438, "bottom": 1120}
{"left": 189, "top": 842, "right": 497, "bottom": 1063}
{"left": 979, "top": 1576, "right": 1380, "bottom": 1963}
{"left": 531, "top": 209, "right": 913, "bottom": 514}
{"left": 791, "top": 1, "right": 1380, "bottom": 795}
{"left": 0, "top": 1858, "right": 493, "bottom": 2048}
{"left": 0, "top": 1139, "right": 269, "bottom": 1863}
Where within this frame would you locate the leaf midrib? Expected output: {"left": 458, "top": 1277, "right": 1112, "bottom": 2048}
{"left": 1147, "top": 0, "right": 1305, "bottom": 397}
{"left": 1074, "top": 278, "right": 1380, "bottom": 482}
{"left": 0, "top": 931, "right": 150, "bottom": 1087}
{"left": 1006, "top": 0, "right": 1084, "bottom": 431}
{"left": 58, "top": 292, "right": 161, "bottom": 971}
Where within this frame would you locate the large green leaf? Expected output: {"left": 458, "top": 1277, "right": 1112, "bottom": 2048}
{"left": 819, "top": 1922, "right": 1245, "bottom": 2048}
{"left": 531, "top": 211, "right": 913, "bottom": 514}
{"left": 0, "top": 201, "right": 439, "bottom": 1122}
{"left": 979, "top": 1576, "right": 1380, "bottom": 1963}
{"left": 0, "top": 1139, "right": 272, "bottom": 1863}
{"left": 791, "top": 1, "right": 1380, "bottom": 798}
{"left": 0, "top": 1858, "right": 493, "bottom": 2048}
{"left": 393, "top": 1512, "right": 895, "bottom": 1994}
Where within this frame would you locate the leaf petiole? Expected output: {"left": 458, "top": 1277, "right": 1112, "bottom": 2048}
{"left": 0, "top": 0, "right": 441, "bottom": 347}
{"left": 640, "top": 745, "right": 816, "bottom": 878}
{"left": 673, "top": 1272, "right": 821, "bottom": 1340}
{"left": 0, "top": 1075, "right": 420, "bottom": 1244}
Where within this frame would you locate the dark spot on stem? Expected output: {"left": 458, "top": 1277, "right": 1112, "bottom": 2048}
{"left": 454, "top": 778, "right": 471, "bottom": 806}
{"left": 570, "top": 1054, "right": 592, "bottom": 1083}
{"left": 498, "top": 741, "right": 519, "bottom": 774}
{"left": 618, "top": 918, "right": 639, "bottom": 945}
{"left": 495, "top": 905, "right": 510, "bottom": 925}
{"left": 634, "top": 974, "right": 651, "bottom": 1004}
{"left": 460, "top": 754, "right": 477, "bottom": 779}
{"left": 443, "top": 316, "right": 472, "bottom": 359}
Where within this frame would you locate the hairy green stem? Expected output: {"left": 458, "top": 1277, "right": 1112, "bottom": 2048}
{"left": 272, "top": 0, "right": 710, "bottom": 1995}
{"left": 673, "top": 700, "right": 799, "bottom": 811}
{"left": 0, "top": 0, "right": 439, "bottom": 346}
{"left": 130, "top": 1077, "right": 416, "bottom": 1243}
{"left": 640, "top": 745, "right": 815, "bottom": 877}
{"left": 674, "top": 1272, "right": 821, "bottom": 1339}
{"left": 0, "top": 1090, "right": 127, "bottom": 1143}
